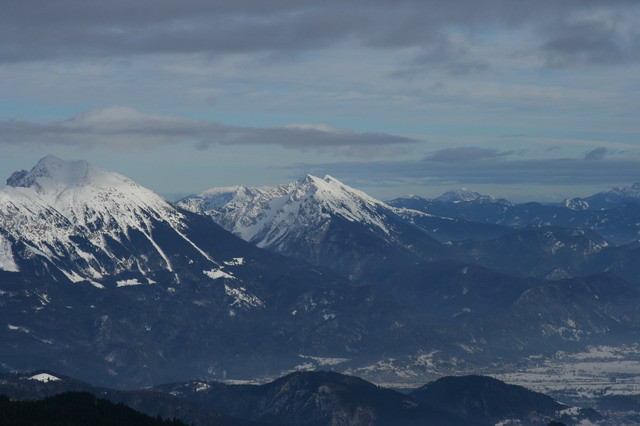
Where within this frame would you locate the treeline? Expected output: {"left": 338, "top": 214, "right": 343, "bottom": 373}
{"left": 0, "top": 392, "right": 186, "bottom": 426}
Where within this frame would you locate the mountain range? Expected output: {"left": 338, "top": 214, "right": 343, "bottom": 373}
{"left": 389, "top": 185, "right": 640, "bottom": 245}
{"left": 180, "top": 175, "right": 640, "bottom": 285}
{"left": 2, "top": 155, "right": 640, "bottom": 392}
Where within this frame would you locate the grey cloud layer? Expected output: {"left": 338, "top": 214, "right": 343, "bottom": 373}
{"left": 2, "top": 0, "right": 639, "bottom": 68}
{"left": 584, "top": 147, "right": 608, "bottom": 160}
{"left": 424, "top": 147, "right": 513, "bottom": 163}
{"left": 294, "top": 146, "right": 640, "bottom": 186}
{"left": 0, "top": 107, "right": 415, "bottom": 157}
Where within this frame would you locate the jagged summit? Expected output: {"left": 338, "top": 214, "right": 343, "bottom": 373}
{"left": 179, "top": 174, "right": 393, "bottom": 247}
{"left": 177, "top": 174, "right": 443, "bottom": 280}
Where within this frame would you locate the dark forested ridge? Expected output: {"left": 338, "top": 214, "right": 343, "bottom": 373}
{"left": 0, "top": 392, "right": 185, "bottom": 426}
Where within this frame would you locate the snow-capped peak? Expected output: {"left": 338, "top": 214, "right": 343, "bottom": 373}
{"left": 298, "top": 174, "right": 384, "bottom": 210}
{"left": 8, "top": 155, "right": 128, "bottom": 196}
{"left": 434, "top": 188, "right": 483, "bottom": 203}
{"left": 0, "top": 156, "right": 211, "bottom": 281}
{"left": 3, "top": 155, "right": 179, "bottom": 229}
{"left": 178, "top": 174, "right": 394, "bottom": 249}
{"left": 7, "top": 155, "right": 89, "bottom": 190}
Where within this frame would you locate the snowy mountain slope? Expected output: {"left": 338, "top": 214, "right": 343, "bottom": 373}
{"left": 182, "top": 175, "right": 395, "bottom": 247}
{"left": 0, "top": 155, "right": 226, "bottom": 286}
{"left": 1, "top": 157, "right": 435, "bottom": 386}
{"left": 0, "top": 156, "right": 365, "bottom": 319}
{"left": 178, "top": 175, "right": 445, "bottom": 280}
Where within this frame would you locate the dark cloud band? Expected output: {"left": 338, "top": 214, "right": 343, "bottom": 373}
{"left": 0, "top": 107, "right": 416, "bottom": 158}
{"left": 2, "top": 0, "right": 638, "bottom": 69}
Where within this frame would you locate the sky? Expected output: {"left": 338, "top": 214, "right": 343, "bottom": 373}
{"left": 1, "top": 0, "right": 639, "bottom": 202}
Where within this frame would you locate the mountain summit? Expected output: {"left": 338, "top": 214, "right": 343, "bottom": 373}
{"left": 182, "top": 174, "right": 394, "bottom": 244}
{"left": 0, "top": 156, "right": 198, "bottom": 285}
{"left": 178, "top": 175, "right": 443, "bottom": 280}
{"left": 9, "top": 155, "right": 109, "bottom": 192}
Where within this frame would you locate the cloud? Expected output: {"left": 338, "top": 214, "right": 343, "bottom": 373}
{"left": 584, "top": 146, "right": 607, "bottom": 160}
{"left": 2, "top": 0, "right": 639, "bottom": 69}
{"left": 289, "top": 154, "right": 640, "bottom": 186}
{"left": 541, "top": 11, "right": 640, "bottom": 67}
{"left": 0, "top": 107, "right": 416, "bottom": 158}
{"left": 424, "top": 147, "right": 512, "bottom": 163}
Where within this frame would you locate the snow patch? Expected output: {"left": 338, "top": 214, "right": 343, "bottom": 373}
{"left": 7, "top": 324, "right": 30, "bottom": 333}
{"left": 203, "top": 268, "right": 235, "bottom": 280}
{"left": 89, "top": 280, "right": 105, "bottom": 289}
{"left": 0, "top": 234, "right": 19, "bottom": 272}
{"left": 224, "top": 257, "right": 245, "bottom": 266}
{"left": 117, "top": 278, "right": 143, "bottom": 287}
{"left": 29, "top": 373, "right": 61, "bottom": 383}
{"left": 224, "top": 284, "right": 264, "bottom": 309}
{"left": 194, "top": 382, "right": 210, "bottom": 392}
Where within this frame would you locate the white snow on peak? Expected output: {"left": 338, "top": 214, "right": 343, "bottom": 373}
{"left": 29, "top": 373, "right": 61, "bottom": 382}
{"left": 0, "top": 155, "right": 207, "bottom": 284}
{"left": 8, "top": 155, "right": 99, "bottom": 194}
{"left": 4, "top": 155, "right": 180, "bottom": 229}
{"left": 178, "top": 174, "right": 395, "bottom": 250}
